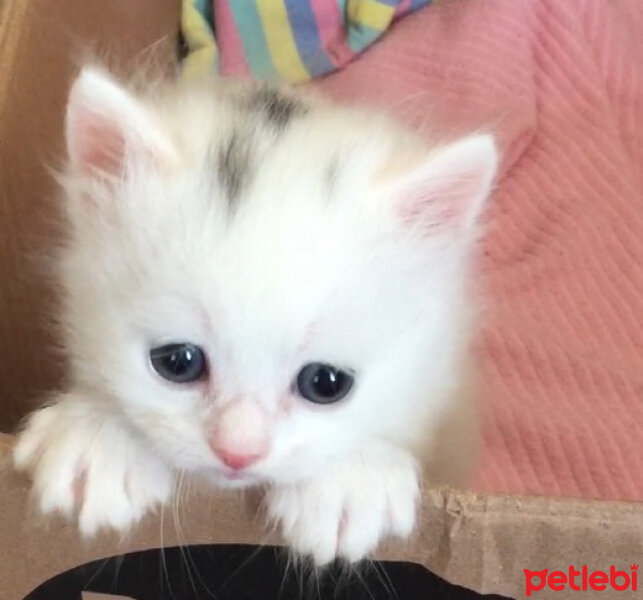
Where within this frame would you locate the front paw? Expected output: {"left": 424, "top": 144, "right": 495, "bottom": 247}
{"left": 266, "top": 456, "right": 419, "bottom": 565}
{"left": 13, "top": 396, "right": 173, "bottom": 536}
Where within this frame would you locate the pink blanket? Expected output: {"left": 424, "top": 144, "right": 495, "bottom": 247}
{"left": 316, "top": 0, "right": 643, "bottom": 502}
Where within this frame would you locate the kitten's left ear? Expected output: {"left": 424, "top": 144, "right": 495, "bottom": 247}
{"left": 386, "top": 135, "right": 498, "bottom": 233}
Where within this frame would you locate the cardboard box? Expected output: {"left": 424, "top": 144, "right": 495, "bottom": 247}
{"left": 1, "top": 434, "right": 641, "bottom": 599}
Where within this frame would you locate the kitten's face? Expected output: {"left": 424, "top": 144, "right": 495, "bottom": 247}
{"left": 60, "top": 69, "right": 497, "bottom": 487}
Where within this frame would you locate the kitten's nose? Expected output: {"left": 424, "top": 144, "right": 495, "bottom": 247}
{"left": 216, "top": 449, "right": 262, "bottom": 471}
{"left": 210, "top": 399, "right": 268, "bottom": 470}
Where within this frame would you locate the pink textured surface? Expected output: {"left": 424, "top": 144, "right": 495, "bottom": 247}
{"left": 315, "top": 0, "right": 643, "bottom": 501}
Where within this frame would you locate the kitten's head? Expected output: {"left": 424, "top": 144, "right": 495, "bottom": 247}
{"left": 58, "top": 67, "right": 497, "bottom": 487}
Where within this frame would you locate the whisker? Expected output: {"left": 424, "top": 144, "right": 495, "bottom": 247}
{"left": 372, "top": 559, "right": 398, "bottom": 600}
{"left": 158, "top": 500, "right": 173, "bottom": 598}
{"left": 216, "top": 544, "right": 264, "bottom": 591}
{"left": 83, "top": 556, "right": 111, "bottom": 591}
{"left": 177, "top": 474, "right": 220, "bottom": 599}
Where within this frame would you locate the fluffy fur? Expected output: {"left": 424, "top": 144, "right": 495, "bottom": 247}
{"left": 13, "top": 66, "right": 497, "bottom": 565}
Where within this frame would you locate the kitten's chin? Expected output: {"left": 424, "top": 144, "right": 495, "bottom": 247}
{"left": 201, "top": 468, "right": 262, "bottom": 489}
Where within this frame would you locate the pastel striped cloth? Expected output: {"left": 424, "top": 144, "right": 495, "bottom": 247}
{"left": 181, "top": 0, "right": 432, "bottom": 82}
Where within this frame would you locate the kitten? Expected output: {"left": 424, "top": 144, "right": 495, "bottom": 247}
{"left": 13, "top": 66, "right": 497, "bottom": 565}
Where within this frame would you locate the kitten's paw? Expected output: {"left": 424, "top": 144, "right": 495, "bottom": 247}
{"left": 266, "top": 455, "right": 419, "bottom": 565}
{"left": 13, "top": 398, "right": 173, "bottom": 536}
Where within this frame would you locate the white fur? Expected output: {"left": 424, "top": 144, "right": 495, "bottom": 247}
{"left": 14, "top": 66, "right": 497, "bottom": 564}
{"left": 265, "top": 443, "right": 419, "bottom": 565}
{"left": 13, "top": 394, "right": 173, "bottom": 535}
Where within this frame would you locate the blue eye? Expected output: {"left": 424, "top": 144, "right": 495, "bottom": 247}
{"left": 149, "top": 343, "right": 207, "bottom": 384}
{"left": 296, "top": 363, "right": 354, "bottom": 404}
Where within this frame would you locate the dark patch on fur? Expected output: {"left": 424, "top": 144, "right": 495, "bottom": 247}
{"left": 325, "top": 156, "right": 339, "bottom": 196}
{"left": 247, "top": 86, "right": 308, "bottom": 129}
{"left": 218, "top": 133, "right": 250, "bottom": 206}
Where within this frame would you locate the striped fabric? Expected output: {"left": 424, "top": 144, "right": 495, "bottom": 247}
{"left": 181, "top": 0, "right": 432, "bottom": 82}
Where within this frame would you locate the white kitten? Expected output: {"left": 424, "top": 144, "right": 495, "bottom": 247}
{"left": 13, "top": 66, "right": 497, "bottom": 565}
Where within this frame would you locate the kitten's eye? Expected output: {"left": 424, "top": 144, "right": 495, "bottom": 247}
{"left": 295, "top": 363, "right": 354, "bottom": 404}
{"left": 149, "top": 343, "right": 207, "bottom": 384}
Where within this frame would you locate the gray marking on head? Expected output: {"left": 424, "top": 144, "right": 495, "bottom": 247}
{"left": 217, "top": 133, "right": 250, "bottom": 207}
{"left": 325, "top": 157, "right": 339, "bottom": 196}
{"left": 246, "top": 86, "right": 308, "bottom": 130}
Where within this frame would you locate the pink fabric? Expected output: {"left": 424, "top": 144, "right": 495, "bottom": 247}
{"left": 315, "top": 0, "right": 643, "bottom": 502}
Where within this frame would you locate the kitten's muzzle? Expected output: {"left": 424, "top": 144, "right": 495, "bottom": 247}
{"left": 208, "top": 399, "right": 270, "bottom": 472}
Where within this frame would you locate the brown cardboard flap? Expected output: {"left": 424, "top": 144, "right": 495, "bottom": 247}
{"left": 0, "top": 434, "right": 641, "bottom": 599}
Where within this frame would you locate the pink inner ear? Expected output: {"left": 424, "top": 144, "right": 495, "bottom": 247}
{"left": 73, "top": 112, "right": 126, "bottom": 175}
{"left": 400, "top": 171, "right": 483, "bottom": 231}
{"left": 393, "top": 137, "right": 498, "bottom": 233}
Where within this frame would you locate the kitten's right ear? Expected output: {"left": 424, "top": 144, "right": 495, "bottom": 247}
{"left": 382, "top": 134, "right": 498, "bottom": 235}
{"left": 65, "top": 67, "right": 177, "bottom": 178}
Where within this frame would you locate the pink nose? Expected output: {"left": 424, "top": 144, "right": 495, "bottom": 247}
{"left": 216, "top": 450, "right": 262, "bottom": 471}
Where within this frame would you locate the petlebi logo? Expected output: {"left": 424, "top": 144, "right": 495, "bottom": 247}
{"left": 524, "top": 564, "right": 638, "bottom": 596}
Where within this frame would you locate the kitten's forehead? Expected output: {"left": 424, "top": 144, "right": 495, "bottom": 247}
{"left": 160, "top": 85, "right": 383, "bottom": 315}
{"left": 122, "top": 83, "right": 401, "bottom": 360}
{"left": 211, "top": 195, "right": 359, "bottom": 341}
{"left": 213, "top": 86, "right": 310, "bottom": 210}
{"left": 156, "top": 80, "right": 394, "bottom": 216}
